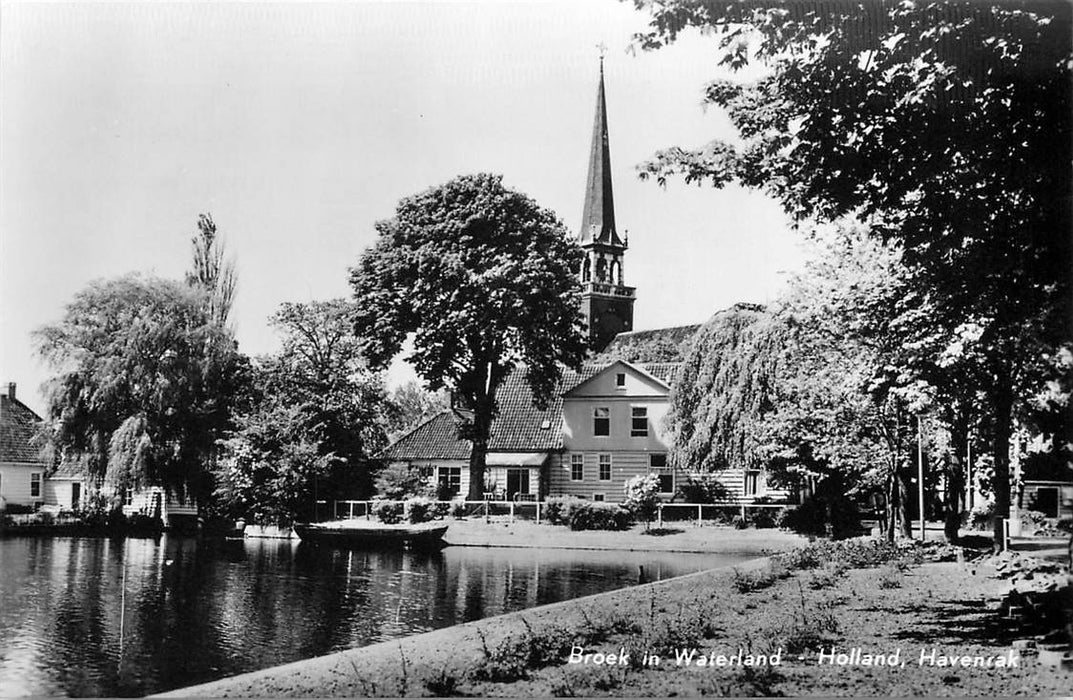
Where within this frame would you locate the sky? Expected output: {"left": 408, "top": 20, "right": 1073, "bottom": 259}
{"left": 0, "top": 1, "right": 804, "bottom": 416}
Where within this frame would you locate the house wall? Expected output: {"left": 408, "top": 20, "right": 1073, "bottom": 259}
{"left": 121, "top": 486, "right": 199, "bottom": 526}
{"left": 43, "top": 479, "right": 88, "bottom": 510}
{"left": 0, "top": 462, "right": 45, "bottom": 507}
{"left": 1023, "top": 481, "right": 1073, "bottom": 519}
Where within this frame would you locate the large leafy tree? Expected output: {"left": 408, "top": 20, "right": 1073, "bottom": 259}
{"left": 216, "top": 300, "right": 390, "bottom": 522}
{"left": 350, "top": 173, "right": 588, "bottom": 500}
{"left": 634, "top": 0, "right": 1072, "bottom": 546}
{"left": 35, "top": 275, "right": 246, "bottom": 499}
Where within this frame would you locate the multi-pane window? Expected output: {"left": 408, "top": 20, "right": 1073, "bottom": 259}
{"left": 124, "top": 488, "right": 133, "bottom": 506}
{"left": 593, "top": 407, "right": 610, "bottom": 436}
{"left": 593, "top": 493, "right": 605, "bottom": 502}
{"left": 439, "top": 467, "right": 462, "bottom": 497}
{"left": 744, "top": 470, "right": 761, "bottom": 497}
{"left": 30, "top": 473, "right": 41, "bottom": 498}
{"left": 598, "top": 454, "right": 612, "bottom": 481}
{"left": 570, "top": 454, "right": 584, "bottom": 481}
{"left": 650, "top": 454, "right": 672, "bottom": 493}
{"left": 631, "top": 406, "right": 648, "bottom": 437}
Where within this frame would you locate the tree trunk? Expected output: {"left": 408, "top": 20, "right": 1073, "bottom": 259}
{"left": 895, "top": 462, "right": 912, "bottom": 539}
{"left": 467, "top": 436, "right": 489, "bottom": 502}
{"left": 944, "top": 418, "right": 969, "bottom": 543}
{"left": 990, "top": 384, "right": 1014, "bottom": 552}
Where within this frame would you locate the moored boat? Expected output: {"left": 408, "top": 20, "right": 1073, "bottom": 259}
{"left": 293, "top": 520, "right": 449, "bottom": 549}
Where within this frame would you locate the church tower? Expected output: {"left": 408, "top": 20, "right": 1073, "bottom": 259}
{"left": 578, "top": 59, "right": 635, "bottom": 352}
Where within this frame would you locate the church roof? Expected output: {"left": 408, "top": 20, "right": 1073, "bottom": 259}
{"left": 578, "top": 62, "right": 625, "bottom": 248}
{"left": 380, "top": 361, "right": 679, "bottom": 460}
{"left": 0, "top": 390, "right": 46, "bottom": 465}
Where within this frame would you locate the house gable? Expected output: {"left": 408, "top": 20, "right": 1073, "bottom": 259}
{"left": 563, "top": 360, "right": 670, "bottom": 398}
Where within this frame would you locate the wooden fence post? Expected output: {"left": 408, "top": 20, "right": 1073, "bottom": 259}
{"left": 657, "top": 503, "right": 663, "bottom": 529}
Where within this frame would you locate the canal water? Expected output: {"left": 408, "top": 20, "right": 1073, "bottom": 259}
{"left": 0, "top": 535, "right": 751, "bottom": 697}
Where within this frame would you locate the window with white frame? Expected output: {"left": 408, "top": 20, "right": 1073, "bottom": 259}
{"left": 650, "top": 454, "right": 673, "bottom": 493}
{"left": 598, "top": 454, "right": 612, "bottom": 481}
{"left": 570, "top": 454, "right": 584, "bottom": 481}
{"left": 744, "top": 470, "right": 761, "bottom": 497}
{"left": 631, "top": 406, "right": 648, "bottom": 437}
{"left": 30, "top": 473, "right": 41, "bottom": 499}
{"left": 615, "top": 373, "right": 626, "bottom": 387}
{"left": 593, "top": 407, "right": 610, "bottom": 436}
{"left": 438, "top": 467, "right": 462, "bottom": 497}
{"left": 124, "top": 488, "right": 134, "bottom": 506}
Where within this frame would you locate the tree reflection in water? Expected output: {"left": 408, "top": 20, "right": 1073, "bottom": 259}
{"left": 0, "top": 535, "right": 748, "bottom": 696}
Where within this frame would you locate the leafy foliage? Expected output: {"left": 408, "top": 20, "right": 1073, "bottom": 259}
{"left": 635, "top": 0, "right": 1072, "bottom": 546}
{"left": 215, "top": 299, "right": 390, "bottom": 523}
{"left": 214, "top": 402, "right": 336, "bottom": 526}
{"left": 185, "top": 213, "right": 236, "bottom": 326}
{"left": 350, "top": 173, "right": 588, "bottom": 499}
{"left": 622, "top": 473, "right": 661, "bottom": 528}
{"left": 385, "top": 381, "right": 450, "bottom": 439}
{"left": 375, "top": 462, "right": 433, "bottom": 500}
{"left": 35, "top": 275, "right": 246, "bottom": 497}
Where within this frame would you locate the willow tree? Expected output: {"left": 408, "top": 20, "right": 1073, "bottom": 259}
{"left": 634, "top": 0, "right": 1072, "bottom": 547}
{"left": 667, "top": 228, "right": 929, "bottom": 538}
{"left": 349, "top": 173, "right": 588, "bottom": 500}
{"left": 35, "top": 275, "right": 247, "bottom": 499}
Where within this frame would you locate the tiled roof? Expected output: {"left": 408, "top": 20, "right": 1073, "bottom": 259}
{"left": 381, "top": 361, "right": 678, "bottom": 460}
{"left": 380, "top": 412, "right": 472, "bottom": 461}
{"left": 0, "top": 395, "right": 46, "bottom": 464}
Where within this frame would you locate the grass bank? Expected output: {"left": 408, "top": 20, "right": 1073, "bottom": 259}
{"left": 443, "top": 518, "right": 808, "bottom": 553}
{"left": 158, "top": 538, "right": 1071, "bottom": 697}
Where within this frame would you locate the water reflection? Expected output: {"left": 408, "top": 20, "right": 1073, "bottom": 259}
{"left": 0, "top": 536, "right": 749, "bottom": 697}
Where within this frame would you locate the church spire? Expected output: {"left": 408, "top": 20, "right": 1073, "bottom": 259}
{"left": 579, "top": 57, "right": 625, "bottom": 247}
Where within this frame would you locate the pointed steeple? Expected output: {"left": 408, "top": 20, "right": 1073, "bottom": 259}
{"left": 579, "top": 58, "right": 625, "bottom": 247}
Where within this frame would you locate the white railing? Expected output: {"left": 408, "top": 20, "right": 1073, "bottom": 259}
{"left": 313, "top": 499, "right": 790, "bottom": 526}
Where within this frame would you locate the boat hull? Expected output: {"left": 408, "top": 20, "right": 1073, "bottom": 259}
{"left": 293, "top": 522, "right": 449, "bottom": 549}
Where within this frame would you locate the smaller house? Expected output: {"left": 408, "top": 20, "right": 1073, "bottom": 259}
{"left": 43, "top": 460, "right": 91, "bottom": 512}
{"left": 1021, "top": 455, "right": 1073, "bottom": 521}
{"left": 0, "top": 383, "right": 48, "bottom": 510}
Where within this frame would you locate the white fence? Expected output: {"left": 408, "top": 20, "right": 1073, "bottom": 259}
{"left": 314, "top": 499, "right": 789, "bottom": 526}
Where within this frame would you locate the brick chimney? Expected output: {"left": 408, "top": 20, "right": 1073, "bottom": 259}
{"left": 6, "top": 383, "right": 15, "bottom": 401}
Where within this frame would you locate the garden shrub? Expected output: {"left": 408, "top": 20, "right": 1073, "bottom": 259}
{"left": 449, "top": 498, "right": 467, "bottom": 519}
{"left": 777, "top": 494, "right": 861, "bottom": 538}
{"left": 623, "top": 474, "right": 661, "bottom": 528}
{"left": 372, "top": 499, "right": 403, "bottom": 524}
{"left": 676, "top": 473, "right": 733, "bottom": 503}
{"left": 751, "top": 508, "right": 777, "bottom": 529}
{"left": 1020, "top": 509, "right": 1049, "bottom": 535}
{"left": 544, "top": 495, "right": 584, "bottom": 526}
{"left": 406, "top": 496, "right": 434, "bottom": 524}
{"left": 731, "top": 514, "right": 749, "bottom": 529}
{"left": 567, "top": 501, "right": 632, "bottom": 531}
{"left": 963, "top": 501, "right": 995, "bottom": 531}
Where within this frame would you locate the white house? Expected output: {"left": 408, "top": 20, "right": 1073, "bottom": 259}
{"left": 0, "top": 383, "right": 48, "bottom": 509}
